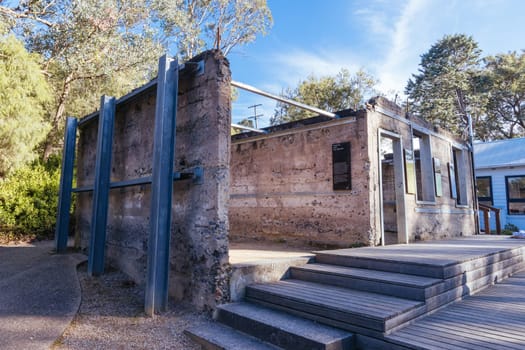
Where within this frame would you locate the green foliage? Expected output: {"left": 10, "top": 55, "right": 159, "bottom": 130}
{"left": 271, "top": 68, "right": 378, "bottom": 125}
{"left": 406, "top": 34, "right": 485, "bottom": 139}
{"left": 0, "top": 33, "right": 51, "bottom": 176}
{"left": 0, "top": 157, "right": 62, "bottom": 239}
{"left": 505, "top": 223, "right": 520, "bottom": 232}
{"left": 22, "top": 0, "right": 164, "bottom": 157}
{"left": 1, "top": 0, "right": 273, "bottom": 158}
{"left": 482, "top": 51, "right": 525, "bottom": 139}
{"left": 153, "top": 0, "right": 273, "bottom": 59}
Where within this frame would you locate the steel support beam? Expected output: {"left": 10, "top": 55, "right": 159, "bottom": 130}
{"left": 55, "top": 117, "right": 78, "bottom": 253}
{"left": 231, "top": 80, "right": 339, "bottom": 118}
{"left": 88, "top": 95, "right": 116, "bottom": 276}
{"left": 145, "top": 55, "right": 179, "bottom": 315}
{"left": 231, "top": 123, "right": 266, "bottom": 133}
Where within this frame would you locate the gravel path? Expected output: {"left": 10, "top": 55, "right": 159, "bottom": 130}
{"left": 52, "top": 264, "right": 206, "bottom": 350}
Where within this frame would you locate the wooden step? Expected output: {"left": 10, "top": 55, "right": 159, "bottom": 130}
{"left": 216, "top": 302, "right": 354, "bottom": 350}
{"left": 290, "top": 263, "right": 442, "bottom": 301}
{"left": 314, "top": 245, "right": 525, "bottom": 279}
{"left": 245, "top": 279, "right": 425, "bottom": 335}
{"left": 184, "top": 322, "right": 280, "bottom": 350}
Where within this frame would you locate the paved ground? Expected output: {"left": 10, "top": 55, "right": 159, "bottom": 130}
{"left": 0, "top": 240, "right": 86, "bottom": 350}
{"left": 2, "top": 236, "right": 524, "bottom": 349}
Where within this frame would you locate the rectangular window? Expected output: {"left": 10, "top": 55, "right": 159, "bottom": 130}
{"left": 452, "top": 148, "right": 468, "bottom": 206}
{"left": 412, "top": 132, "right": 435, "bottom": 202}
{"left": 506, "top": 175, "right": 525, "bottom": 215}
{"left": 476, "top": 176, "right": 493, "bottom": 206}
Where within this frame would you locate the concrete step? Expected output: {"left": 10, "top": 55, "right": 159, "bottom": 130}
{"left": 184, "top": 322, "right": 280, "bottom": 350}
{"left": 245, "top": 279, "right": 425, "bottom": 335}
{"left": 290, "top": 263, "right": 442, "bottom": 301}
{"left": 314, "top": 245, "right": 525, "bottom": 279}
{"left": 216, "top": 302, "right": 355, "bottom": 350}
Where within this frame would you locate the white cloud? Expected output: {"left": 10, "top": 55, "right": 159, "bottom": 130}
{"left": 232, "top": 0, "right": 525, "bottom": 120}
{"left": 373, "top": 0, "right": 431, "bottom": 96}
{"left": 268, "top": 49, "right": 362, "bottom": 88}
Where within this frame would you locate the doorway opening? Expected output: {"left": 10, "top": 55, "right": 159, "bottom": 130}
{"left": 379, "top": 131, "right": 408, "bottom": 245}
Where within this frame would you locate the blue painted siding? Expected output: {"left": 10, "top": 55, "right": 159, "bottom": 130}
{"left": 477, "top": 166, "right": 525, "bottom": 231}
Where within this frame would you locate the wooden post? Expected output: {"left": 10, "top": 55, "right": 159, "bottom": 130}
{"left": 483, "top": 209, "right": 490, "bottom": 235}
{"left": 495, "top": 208, "right": 502, "bottom": 235}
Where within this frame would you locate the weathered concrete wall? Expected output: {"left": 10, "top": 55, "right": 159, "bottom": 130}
{"left": 170, "top": 51, "right": 231, "bottom": 310}
{"left": 230, "top": 97, "right": 476, "bottom": 248}
{"left": 366, "top": 97, "right": 476, "bottom": 243}
{"left": 75, "top": 50, "right": 231, "bottom": 311}
{"left": 229, "top": 113, "right": 374, "bottom": 247}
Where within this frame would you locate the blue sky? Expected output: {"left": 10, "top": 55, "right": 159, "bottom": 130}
{"left": 228, "top": 0, "right": 525, "bottom": 127}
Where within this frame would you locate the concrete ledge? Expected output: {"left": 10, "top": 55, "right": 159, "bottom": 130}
{"left": 230, "top": 256, "right": 313, "bottom": 301}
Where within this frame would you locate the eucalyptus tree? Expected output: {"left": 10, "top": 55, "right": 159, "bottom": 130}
{"left": 1, "top": 0, "right": 273, "bottom": 158}
{"left": 152, "top": 0, "right": 273, "bottom": 59}
{"left": 270, "top": 68, "right": 378, "bottom": 125}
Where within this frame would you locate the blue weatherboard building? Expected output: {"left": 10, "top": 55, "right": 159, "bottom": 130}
{"left": 474, "top": 137, "right": 525, "bottom": 231}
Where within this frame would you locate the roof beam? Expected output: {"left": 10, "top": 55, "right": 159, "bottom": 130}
{"left": 231, "top": 80, "right": 339, "bottom": 119}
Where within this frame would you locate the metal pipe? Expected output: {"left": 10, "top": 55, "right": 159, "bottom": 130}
{"left": 231, "top": 80, "right": 338, "bottom": 118}
{"left": 231, "top": 123, "right": 266, "bottom": 133}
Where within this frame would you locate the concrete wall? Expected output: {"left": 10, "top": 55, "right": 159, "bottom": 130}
{"left": 75, "top": 50, "right": 231, "bottom": 311}
{"left": 367, "top": 97, "right": 477, "bottom": 243}
{"left": 230, "top": 112, "right": 374, "bottom": 247}
{"left": 230, "top": 97, "right": 476, "bottom": 247}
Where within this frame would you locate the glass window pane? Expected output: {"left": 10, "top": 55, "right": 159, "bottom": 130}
{"left": 509, "top": 202, "right": 525, "bottom": 215}
{"left": 508, "top": 176, "right": 525, "bottom": 200}
{"left": 477, "top": 177, "right": 491, "bottom": 198}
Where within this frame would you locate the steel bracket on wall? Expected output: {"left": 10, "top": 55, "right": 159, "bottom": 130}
{"left": 54, "top": 53, "right": 202, "bottom": 315}
{"left": 54, "top": 117, "right": 78, "bottom": 253}
{"left": 145, "top": 55, "right": 179, "bottom": 316}
{"left": 88, "top": 95, "right": 117, "bottom": 276}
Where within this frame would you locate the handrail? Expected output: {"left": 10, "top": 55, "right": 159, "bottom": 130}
{"left": 478, "top": 203, "right": 502, "bottom": 235}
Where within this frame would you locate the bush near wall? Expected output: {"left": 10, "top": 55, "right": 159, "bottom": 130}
{"left": 0, "top": 157, "right": 62, "bottom": 241}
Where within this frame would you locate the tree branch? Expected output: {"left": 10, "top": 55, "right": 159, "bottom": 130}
{"left": 0, "top": 5, "right": 56, "bottom": 27}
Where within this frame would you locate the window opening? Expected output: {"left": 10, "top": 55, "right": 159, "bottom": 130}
{"left": 506, "top": 175, "right": 525, "bottom": 215}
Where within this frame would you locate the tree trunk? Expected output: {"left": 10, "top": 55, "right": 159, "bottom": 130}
{"left": 43, "top": 76, "right": 72, "bottom": 160}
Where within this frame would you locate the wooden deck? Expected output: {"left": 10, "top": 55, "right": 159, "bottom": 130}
{"left": 188, "top": 236, "right": 525, "bottom": 350}
{"left": 387, "top": 269, "right": 525, "bottom": 350}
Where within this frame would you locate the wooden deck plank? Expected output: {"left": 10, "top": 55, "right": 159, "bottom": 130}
{"left": 412, "top": 317, "right": 525, "bottom": 349}
{"left": 388, "top": 328, "right": 474, "bottom": 350}
{"left": 387, "top": 268, "right": 525, "bottom": 350}
{"left": 423, "top": 318, "right": 525, "bottom": 347}
{"left": 295, "top": 263, "right": 442, "bottom": 286}
{"left": 247, "top": 280, "right": 421, "bottom": 318}
{"left": 438, "top": 307, "right": 525, "bottom": 331}
{"left": 435, "top": 304, "right": 525, "bottom": 330}
{"left": 252, "top": 279, "right": 421, "bottom": 311}
{"left": 394, "top": 325, "right": 491, "bottom": 350}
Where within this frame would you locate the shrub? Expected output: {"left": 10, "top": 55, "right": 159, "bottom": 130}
{"left": 0, "top": 157, "right": 62, "bottom": 240}
{"left": 505, "top": 223, "right": 520, "bottom": 232}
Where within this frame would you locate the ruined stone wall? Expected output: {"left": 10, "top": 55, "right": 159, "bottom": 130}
{"left": 229, "top": 114, "right": 374, "bottom": 248}
{"left": 75, "top": 50, "right": 231, "bottom": 311}
{"left": 366, "top": 97, "right": 476, "bottom": 243}
{"left": 229, "top": 96, "right": 476, "bottom": 249}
